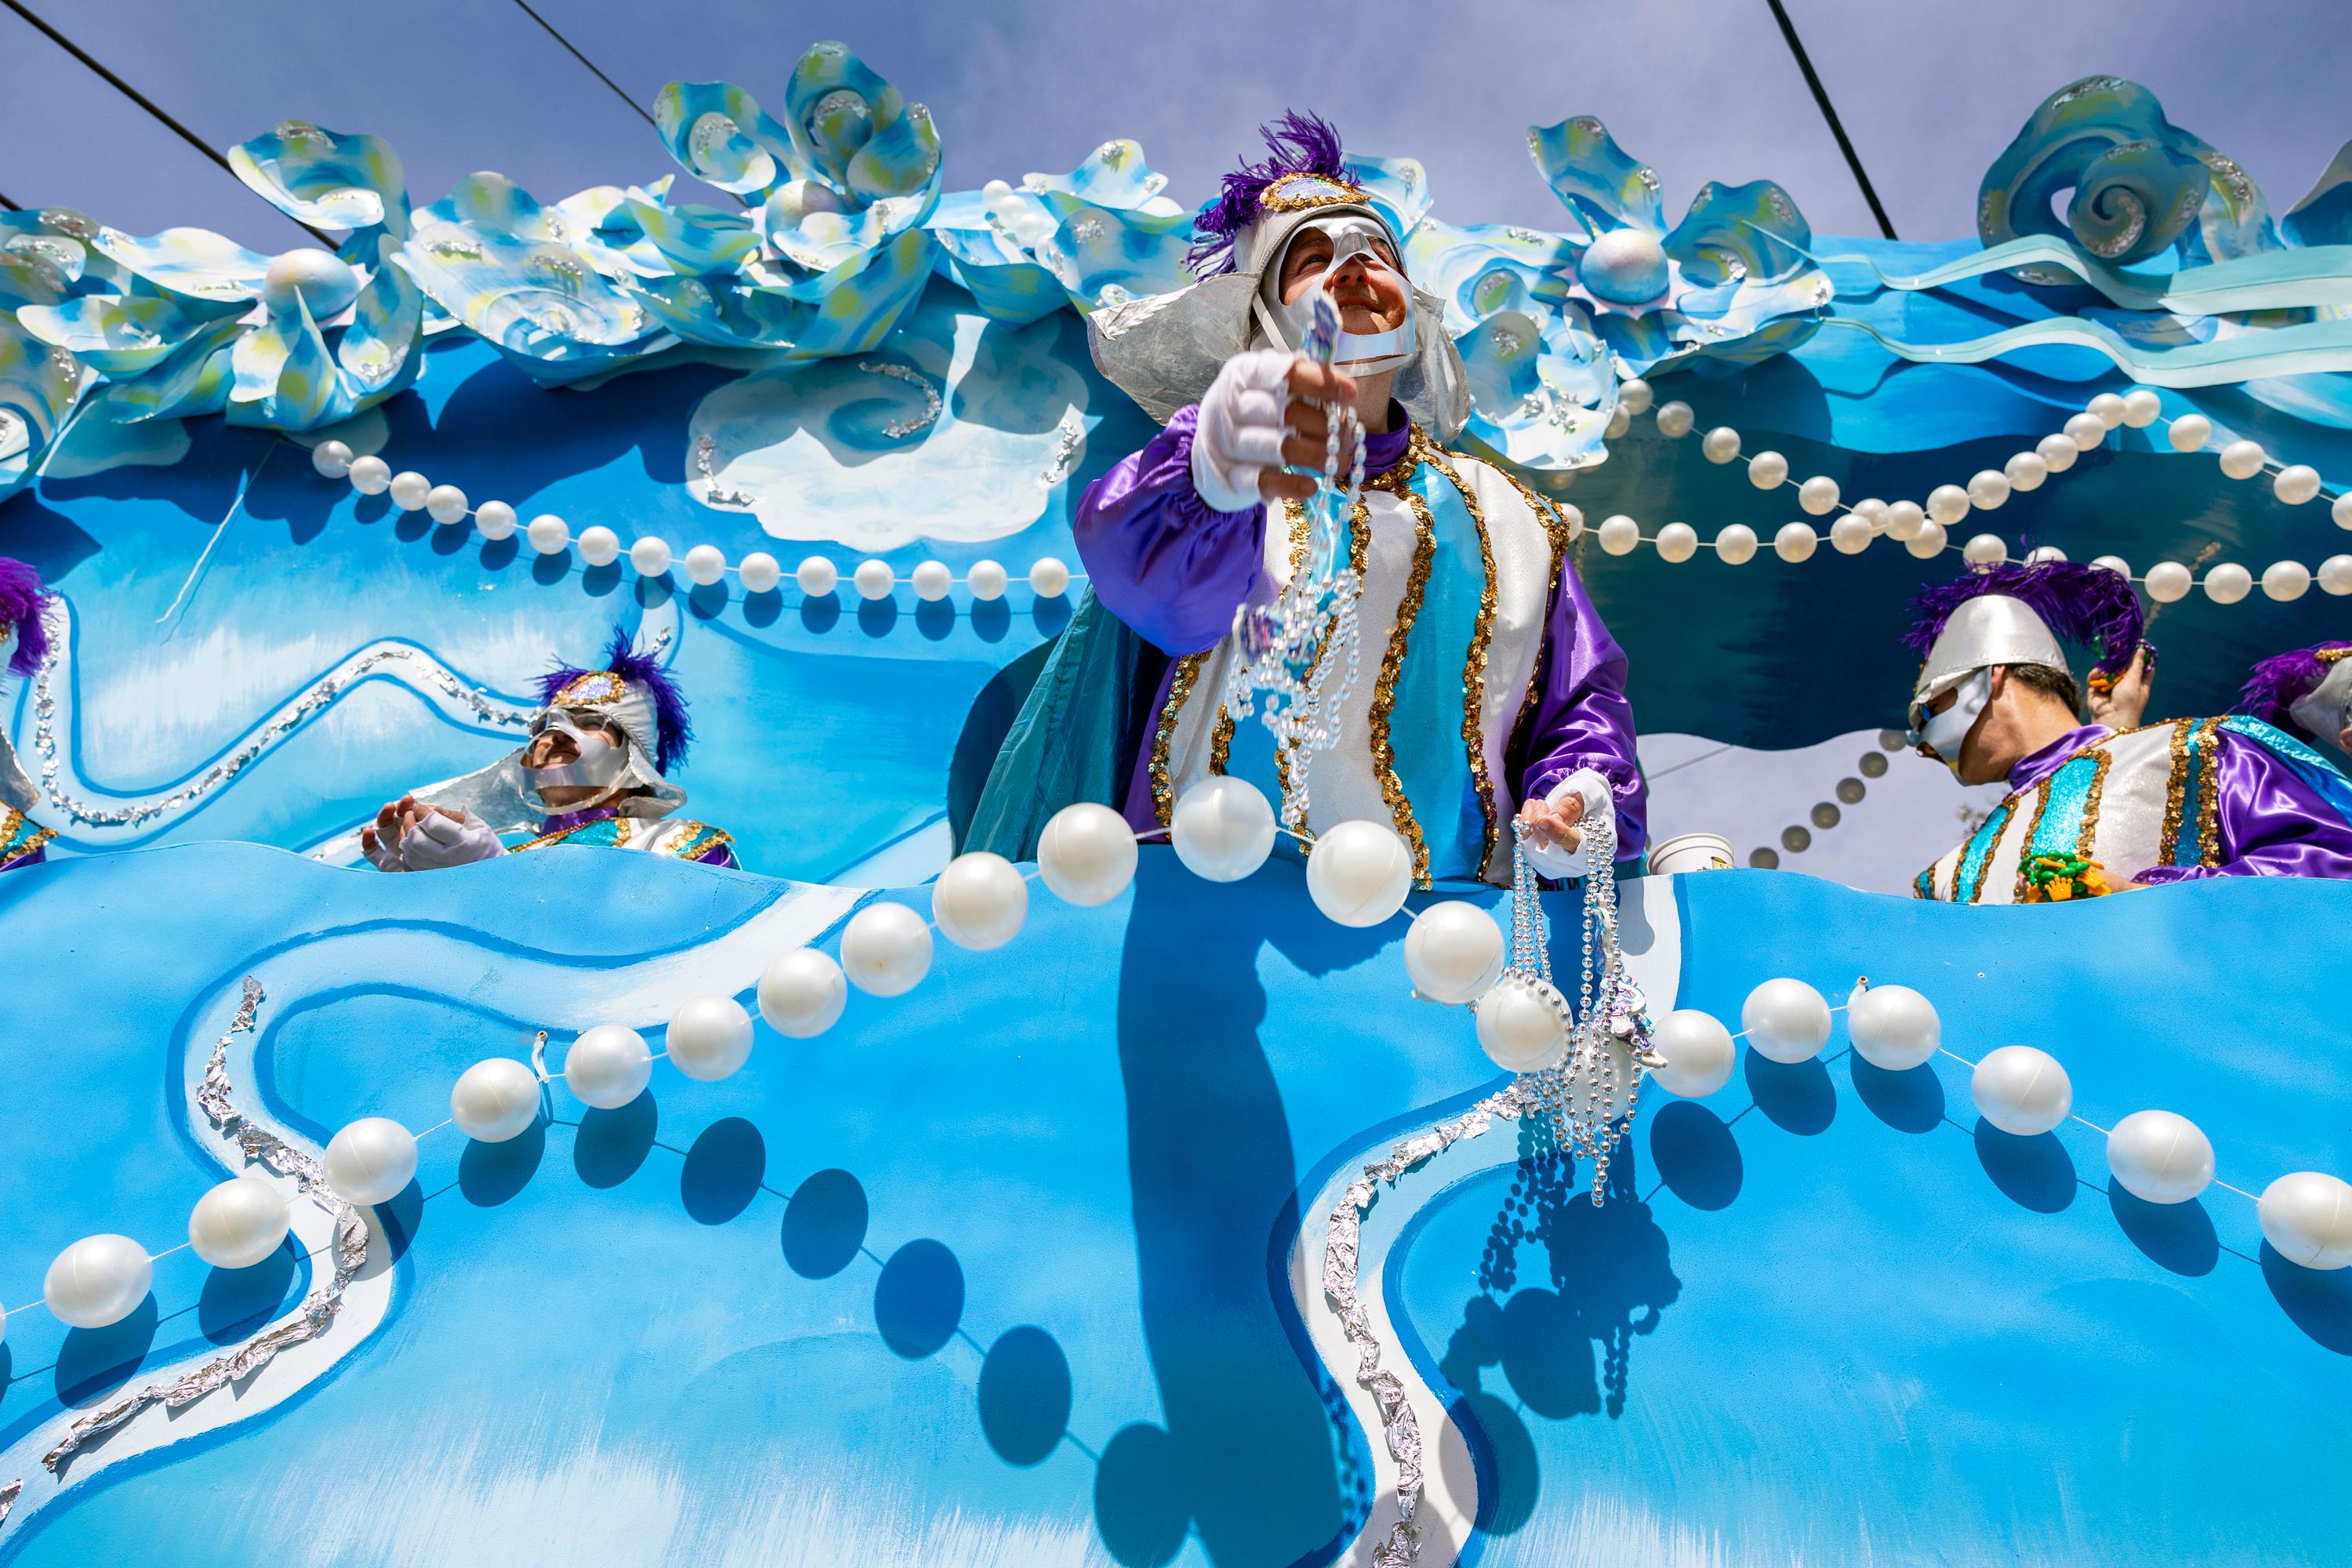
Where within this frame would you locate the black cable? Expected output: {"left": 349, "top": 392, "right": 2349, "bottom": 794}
{"left": 1762, "top": 0, "right": 1899, "bottom": 241}
{"left": 0, "top": 188, "right": 20, "bottom": 212}
{"left": 509, "top": 0, "right": 658, "bottom": 129}
{"left": 0, "top": 0, "right": 332, "bottom": 243}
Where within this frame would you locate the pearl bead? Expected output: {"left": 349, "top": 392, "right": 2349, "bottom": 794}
{"left": 188, "top": 1178, "right": 291, "bottom": 1269}
{"left": 1655, "top": 521, "right": 1698, "bottom": 563}
{"left": 2259, "top": 1171, "right": 2352, "bottom": 1269}
{"left": 43, "top": 1234, "right": 153, "bottom": 1329}
{"left": 1170, "top": 775, "right": 1276, "bottom": 883}
{"left": 526, "top": 514, "right": 568, "bottom": 554}
{"left": 2119, "top": 387, "right": 2161, "bottom": 427}
{"left": 1882, "top": 500, "right": 1926, "bottom": 540}
{"left": 931, "top": 851, "right": 1030, "bottom": 949}
{"left": 1905, "top": 521, "right": 1948, "bottom": 559}
{"left": 1847, "top": 982, "right": 1938, "bottom": 1069}
{"left": 1305, "top": 818, "right": 1412, "bottom": 927}
{"left": 2263, "top": 560, "right": 2311, "bottom": 601}
{"left": 474, "top": 499, "right": 517, "bottom": 539}
{"left": 684, "top": 544, "right": 727, "bottom": 586}
{"left": 840, "top": 902, "right": 934, "bottom": 996}
{"left": 2063, "top": 413, "right": 2107, "bottom": 450}
{"left": 1966, "top": 470, "right": 2010, "bottom": 510}
{"left": 1971, "top": 1045, "right": 2071, "bottom": 1135}
{"left": 2003, "top": 452, "right": 2048, "bottom": 492}
{"left": 1798, "top": 476, "right": 1839, "bottom": 515}
{"left": 1850, "top": 498, "right": 1886, "bottom": 524}
{"left": 2275, "top": 465, "right": 2322, "bottom": 505}
{"left": 1648, "top": 1009, "right": 1735, "bottom": 1097}
{"left": 2166, "top": 412, "right": 2212, "bottom": 452}
{"left": 1773, "top": 522, "right": 1817, "bottom": 562}
{"left": 577, "top": 525, "right": 621, "bottom": 567}
{"left": 758, "top": 948, "right": 848, "bottom": 1037}
{"left": 1475, "top": 978, "right": 1567, "bottom": 1073}
{"left": 451, "top": 1057, "right": 542, "bottom": 1142}
{"left": 666, "top": 995, "right": 754, "bottom": 1082}
{"left": 2024, "top": 544, "right": 2067, "bottom": 565}
{"left": 967, "top": 560, "right": 1008, "bottom": 600}
{"left": 425, "top": 484, "right": 468, "bottom": 524}
{"left": 564, "top": 1025, "right": 652, "bottom": 1109}
{"left": 1827, "top": 514, "right": 1871, "bottom": 555}
{"left": 1654, "top": 400, "right": 1694, "bottom": 437}
{"left": 1963, "top": 533, "right": 2008, "bottom": 566}
{"left": 1604, "top": 405, "right": 1632, "bottom": 439}
{"left": 1926, "top": 485, "right": 1970, "bottom": 525}
{"left": 1403, "top": 901, "right": 1504, "bottom": 1004}
{"left": 347, "top": 454, "right": 391, "bottom": 495}
{"left": 2203, "top": 561, "right": 2252, "bottom": 603}
{"left": 2144, "top": 561, "right": 2192, "bottom": 601}
{"left": 1741, "top": 978, "right": 1830, "bottom": 1063}
{"left": 2320, "top": 554, "right": 2352, "bottom": 595}
{"left": 2219, "top": 439, "right": 2266, "bottom": 480}
{"left": 388, "top": 470, "right": 430, "bottom": 511}
{"left": 2088, "top": 392, "right": 2126, "bottom": 428}
{"left": 1037, "top": 803, "right": 1137, "bottom": 906}
{"left": 1700, "top": 426, "right": 1741, "bottom": 463}
{"left": 1029, "top": 557, "right": 1072, "bottom": 597}
{"left": 796, "top": 555, "right": 839, "bottom": 596}
{"left": 1557, "top": 504, "right": 1584, "bottom": 540}
{"left": 911, "top": 560, "right": 953, "bottom": 601}
{"left": 2036, "top": 434, "right": 2079, "bottom": 472}
{"left": 310, "top": 439, "right": 354, "bottom": 477}
{"left": 1617, "top": 377, "right": 1654, "bottom": 416}
{"left": 1747, "top": 450, "right": 1788, "bottom": 489}
{"left": 2089, "top": 554, "right": 2132, "bottom": 579}
{"left": 1597, "top": 515, "right": 1639, "bottom": 555}
{"left": 630, "top": 536, "right": 672, "bottom": 576}
{"left": 325, "top": 1116, "right": 418, "bottom": 1205}
{"left": 2105, "top": 1109, "right": 2213, "bottom": 1204}
{"left": 853, "top": 558, "right": 895, "bottom": 600}
{"left": 1714, "top": 524, "right": 1758, "bottom": 565}
{"left": 738, "top": 552, "right": 782, "bottom": 593}
{"left": 2336, "top": 493, "right": 2352, "bottom": 530}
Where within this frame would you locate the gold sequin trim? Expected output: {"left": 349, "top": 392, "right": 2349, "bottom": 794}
{"left": 1257, "top": 171, "right": 1370, "bottom": 212}
{"left": 2194, "top": 717, "right": 2223, "bottom": 866}
{"left": 1149, "top": 652, "right": 1213, "bottom": 827}
{"left": 1410, "top": 434, "right": 1502, "bottom": 877}
{"left": 1965, "top": 797, "right": 2018, "bottom": 906}
{"left": 513, "top": 815, "right": 637, "bottom": 854}
{"left": 1366, "top": 474, "right": 1437, "bottom": 887}
{"left": 666, "top": 822, "right": 734, "bottom": 860}
{"left": 2158, "top": 717, "right": 2194, "bottom": 864}
{"left": 2321, "top": 648, "right": 2352, "bottom": 664}
{"left": 2074, "top": 748, "right": 2113, "bottom": 859}
{"left": 2008, "top": 780, "right": 2059, "bottom": 905}
{"left": 1476, "top": 456, "right": 1579, "bottom": 789}
{"left": 0, "top": 805, "right": 54, "bottom": 869}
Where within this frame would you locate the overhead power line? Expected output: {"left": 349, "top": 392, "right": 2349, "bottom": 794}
{"left": 1761, "top": 0, "right": 1900, "bottom": 241}
{"left": 0, "top": 0, "right": 332, "bottom": 244}
{"left": 509, "top": 0, "right": 658, "bottom": 130}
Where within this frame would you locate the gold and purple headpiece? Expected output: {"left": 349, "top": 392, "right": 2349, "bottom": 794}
{"left": 2240, "top": 643, "right": 2352, "bottom": 759}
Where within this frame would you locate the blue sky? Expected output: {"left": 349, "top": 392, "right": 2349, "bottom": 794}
{"left": 3, "top": 1, "right": 2347, "bottom": 249}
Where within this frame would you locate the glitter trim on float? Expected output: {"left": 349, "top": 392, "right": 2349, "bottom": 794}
{"left": 1366, "top": 469, "right": 1436, "bottom": 887}
{"left": 41, "top": 978, "right": 372, "bottom": 1475}
{"left": 1149, "top": 652, "right": 1212, "bottom": 826}
{"left": 1410, "top": 436, "right": 1502, "bottom": 878}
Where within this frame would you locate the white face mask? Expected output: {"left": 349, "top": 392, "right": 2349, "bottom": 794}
{"left": 1912, "top": 669, "right": 1992, "bottom": 776}
{"left": 520, "top": 707, "right": 634, "bottom": 810}
{"left": 1256, "top": 214, "right": 1417, "bottom": 372}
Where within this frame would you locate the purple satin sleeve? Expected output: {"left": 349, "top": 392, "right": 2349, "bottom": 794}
{"left": 2136, "top": 735, "right": 2352, "bottom": 884}
{"left": 1072, "top": 404, "right": 1268, "bottom": 656}
{"left": 1515, "top": 559, "right": 1648, "bottom": 858}
{"left": 694, "top": 842, "right": 739, "bottom": 869}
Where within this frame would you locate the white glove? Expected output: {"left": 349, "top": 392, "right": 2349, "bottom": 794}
{"left": 1523, "top": 768, "right": 1615, "bottom": 880}
{"left": 361, "top": 830, "right": 408, "bottom": 873}
{"left": 397, "top": 808, "right": 505, "bottom": 870}
{"left": 1190, "top": 348, "right": 1296, "bottom": 512}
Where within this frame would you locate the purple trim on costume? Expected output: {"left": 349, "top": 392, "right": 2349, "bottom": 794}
{"left": 2007, "top": 724, "right": 2114, "bottom": 794}
{"left": 692, "top": 840, "right": 739, "bottom": 869}
{"left": 540, "top": 804, "right": 625, "bottom": 834}
{"left": 0, "top": 557, "right": 51, "bottom": 678}
{"left": 2137, "top": 731, "right": 2352, "bottom": 883}
{"left": 1516, "top": 561, "right": 1649, "bottom": 859}
{"left": 539, "top": 625, "right": 692, "bottom": 773}
{"left": 1120, "top": 658, "right": 1185, "bottom": 835}
{"left": 1, "top": 844, "right": 45, "bottom": 873}
{"left": 2238, "top": 642, "right": 2352, "bottom": 742}
{"left": 1904, "top": 561, "right": 2143, "bottom": 678}
{"left": 1189, "top": 111, "right": 1350, "bottom": 278}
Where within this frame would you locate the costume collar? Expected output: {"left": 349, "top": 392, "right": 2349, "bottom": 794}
{"left": 2010, "top": 723, "right": 2114, "bottom": 794}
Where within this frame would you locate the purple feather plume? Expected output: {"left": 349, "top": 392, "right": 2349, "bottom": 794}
{"left": 1188, "top": 111, "right": 1351, "bottom": 278}
{"left": 539, "top": 625, "right": 692, "bottom": 774}
{"left": 0, "top": 557, "right": 50, "bottom": 678}
{"left": 1902, "top": 560, "right": 2143, "bottom": 676}
{"left": 2238, "top": 642, "right": 2352, "bottom": 739}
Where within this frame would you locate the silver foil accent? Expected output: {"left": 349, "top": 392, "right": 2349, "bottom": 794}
{"left": 27, "top": 599, "right": 535, "bottom": 833}
{"left": 1322, "top": 1082, "right": 1528, "bottom": 1565}
{"left": 1037, "top": 405, "right": 1084, "bottom": 488}
{"left": 0, "top": 1479, "right": 18, "bottom": 1529}
{"left": 857, "top": 360, "right": 942, "bottom": 439}
{"left": 692, "top": 434, "right": 753, "bottom": 507}
{"left": 42, "top": 978, "right": 372, "bottom": 1475}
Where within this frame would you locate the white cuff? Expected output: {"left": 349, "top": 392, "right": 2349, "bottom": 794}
{"left": 1190, "top": 349, "right": 1295, "bottom": 513}
{"left": 1521, "top": 768, "right": 1614, "bottom": 880}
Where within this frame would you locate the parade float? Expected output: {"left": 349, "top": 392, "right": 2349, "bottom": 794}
{"left": 1, "top": 49, "right": 2350, "bottom": 1566}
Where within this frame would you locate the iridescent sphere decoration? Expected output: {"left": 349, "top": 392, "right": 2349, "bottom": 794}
{"left": 1577, "top": 227, "right": 1671, "bottom": 305}
{"left": 1648, "top": 1008, "right": 1736, "bottom": 1097}
{"left": 1971, "top": 1045, "right": 2071, "bottom": 1135}
{"left": 1037, "top": 803, "right": 1138, "bottom": 907}
{"left": 188, "top": 1178, "right": 292, "bottom": 1270}
{"left": 1475, "top": 972, "right": 1570, "bottom": 1073}
{"left": 451, "top": 1057, "right": 542, "bottom": 1142}
{"left": 840, "top": 902, "right": 934, "bottom": 996}
{"left": 1170, "top": 775, "right": 1276, "bottom": 884}
{"left": 44, "top": 1234, "right": 153, "bottom": 1329}
{"left": 564, "top": 1025, "right": 653, "bottom": 1109}
{"left": 931, "top": 851, "right": 1030, "bottom": 950}
{"left": 260, "top": 247, "right": 361, "bottom": 318}
{"left": 667, "top": 995, "right": 755, "bottom": 1081}
{"left": 1740, "top": 978, "right": 1830, "bottom": 1064}
{"left": 2259, "top": 1171, "right": 2352, "bottom": 1269}
{"left": 758, "top": 948, "right": 848, "bottom": 1037}
{"left": 1847, "top": 982, "right": 1939, "bottom": 1070}
{"left": 2104, "top": 1109, "right": 2214, "bottom": 1204}
{"left": 1403, "top": 901, "right": 1505, "bottom": 1005}
{"left": 325, "top": 1116, "right": 419, "bottom": 1205}
{"left": 1305, "top": 819, "right": 1413, "bottom": 927}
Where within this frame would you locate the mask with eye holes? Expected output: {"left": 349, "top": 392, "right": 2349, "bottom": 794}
{"left": 1253, "top": 213, "right": 1419, "bottom": 376}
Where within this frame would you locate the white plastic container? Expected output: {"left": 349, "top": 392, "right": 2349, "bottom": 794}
{"left": 1649, "top": 832, "right": 1735, "bottom": 876}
